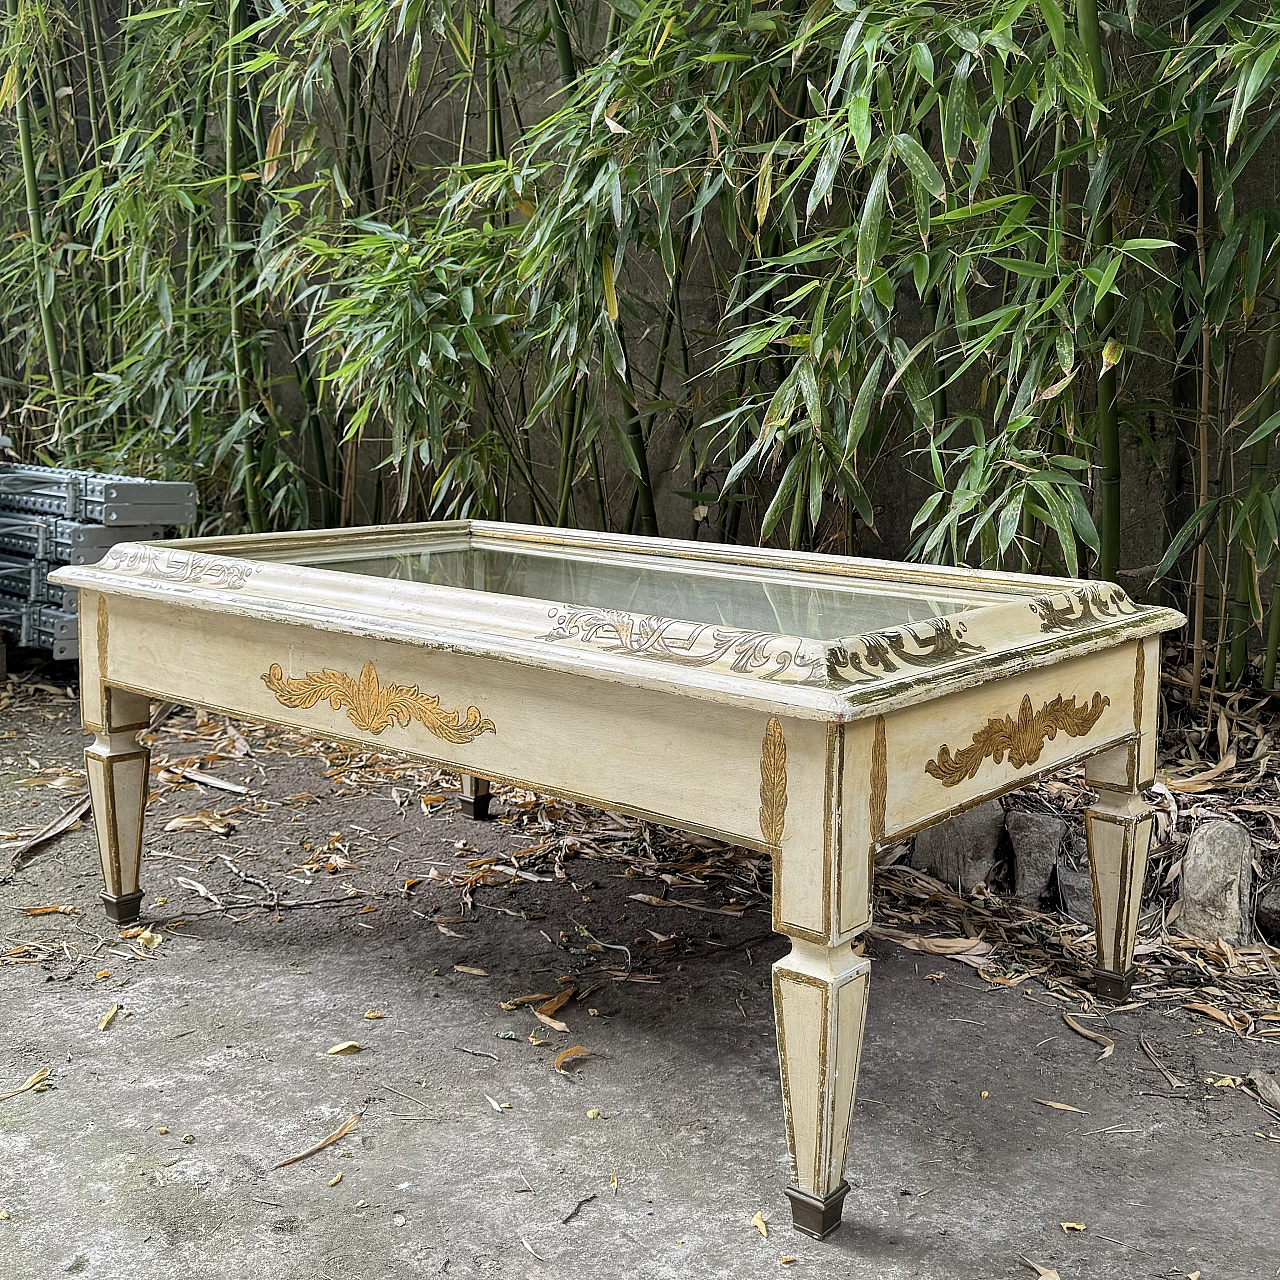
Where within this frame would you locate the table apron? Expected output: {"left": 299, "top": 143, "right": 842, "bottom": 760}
{"left": 82, "top": 593, "right": 1156, "bottom": 948}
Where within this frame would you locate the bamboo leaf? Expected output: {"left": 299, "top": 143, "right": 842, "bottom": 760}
{"left": 857, "top": 165, "right": 888, "bottom": 281}
{"left": 892, "top": 134, "right": 945, "bottom": 199}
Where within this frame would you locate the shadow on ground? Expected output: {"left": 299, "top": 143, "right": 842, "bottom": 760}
{"left": 0, "top": 679, "right": 1276, "bottom": 1279}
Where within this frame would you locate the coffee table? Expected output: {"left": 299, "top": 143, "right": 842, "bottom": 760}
{"left": 50, "top": 522, "right": 1184, "bottom": 1238}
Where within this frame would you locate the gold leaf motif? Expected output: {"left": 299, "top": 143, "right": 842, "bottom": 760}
{"left": 759, "top": 716, "right": 788, "bottom": 846}
{"left": 869, "top": 715, "right": 887, "bottom": 842}
{"left": 262, "top": 661, "right": 495, "bottom": 743}
{"left": 925, "top": 692, "right": 1110, "bottom": 788}
{"left": 1133, "top": 640, "right": 1145, "bottom": 735}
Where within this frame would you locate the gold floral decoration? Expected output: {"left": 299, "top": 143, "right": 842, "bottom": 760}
{"left": 759, "top": 716, "right": 788, "bottom": 846}
{"left": 262, "top": 661, "right": 495, "bottom": 743}
{"left": 925, "top": 692, "right": 1109, "bottom": 788}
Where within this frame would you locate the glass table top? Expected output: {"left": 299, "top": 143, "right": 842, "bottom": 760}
{"left": 289, "top": 542, "right": 987, "bottom": 641}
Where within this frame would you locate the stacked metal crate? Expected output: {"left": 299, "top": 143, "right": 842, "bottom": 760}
{"left": 0, "top": 462, "right": 197, "bottom": 660}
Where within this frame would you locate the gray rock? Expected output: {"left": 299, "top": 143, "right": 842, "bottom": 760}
{"left": 1178, "top": 820, "right": 1253, "bottom": 944}
{"left": 1055, "top": 839, "right": 1096, "bottom": 928}
{"left": 1257, "top": 887, "right": 1280, "bottom": 945}
{"left": 1006, "top": 809, "right": 1068, "bottom": 908}
{"left": 910, "top": 800, "right": 1004, "bottom": 892}
{"left": 1248, "top": 1068, "right": 1280, "bottom": 1113}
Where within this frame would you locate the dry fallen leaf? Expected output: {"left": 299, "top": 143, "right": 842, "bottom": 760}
{"left": 1184, "top": 1002, "right": 1247, "bottom": 1035}
{"left": 163, "top": 811, "right": 235, "bottom": 836}
{"left": 537, "top": 988, "right": 574, "bottom": 1018}
{"left": 554, "top": 1045, "right": 592, "bottom": 1074}
{"left": 1063, "top": 1013, "right": 1114, "bottom": 1059}
{"left": 274, "top": 1112, "right": 361, "bottom": 1169}
{"left": 1060, "top": 1221, "right": 1086, "bottom": 1232}
{"left": 99, "top": 1004, "right": 120, "bottom": 1031}
{"left": 363, "top": 1010, "right": 384, "bottom": 1020}
{"left": 454, "top": 965, "right": 488, "bottom": 976}
{"left": 0, "top": 1067, "right": 49, "bottom": 1101}
{"left": 326, "top": 1042, "right": 361, "bottom": 1055}
{"left": 18, "top": 904, "right": 77, "bottom": 916}
{"left": 1022, "top": 1261, "right": 1061, "bottom": 1280}
{"left": 327, "top": 1172, "right": 342, "bottom": 1187}
{"left": 751, "top": 1210, "right": 769, "bottom": 1239}
{"left": 175, "top": 876, "right": 222, "bottom": 907}
{"left": 1035, "top": 1099, "right": 1087, "bottom": 1114}
{"left": 532, "top": 1009, "right": 570, "bottom": 1034}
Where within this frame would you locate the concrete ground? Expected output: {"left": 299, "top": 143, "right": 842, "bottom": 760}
{"left": 1, "top": 677, "right": 1278, "bottom": 1280}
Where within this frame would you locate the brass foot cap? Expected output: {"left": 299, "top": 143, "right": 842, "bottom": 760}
{"left": 1090, "top": 966, "right": 1134, "bottom": 1001}
{"left": 102, "top": 890, "right": 144, "bottom": 926}
{"left": 785, "top": 1181, "right": 849, "bottom": 1239}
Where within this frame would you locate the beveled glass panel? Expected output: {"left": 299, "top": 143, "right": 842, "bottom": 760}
{"left": 291, "top": 541, "right": 988, "bottom": 640}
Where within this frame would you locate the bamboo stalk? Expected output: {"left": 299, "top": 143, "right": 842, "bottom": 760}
{"left": 225, "top": 0, "right": 265, "bottom": 532}
{"left": 9, "top": 0, "right": 69, "bottom": 428}
{"left": 554, "top": 383, "right": 581, "bottom": 526}
{"left": 485, "top": 0, "right": 503, "bottom": 165}
{"left": 548, "top": 0, "right": 576, "bottom": 85}
{"left": 1190, "top": 148, "right": 1210, "bottom": 710}
{"left": 1228, "top": 318, "right": 1279, "bottom": 684}
{"left": 85, "top": 0, "right": 116, "bottom": 139}
{"left": 1077, "top": 0, "right": 1119, "bottom": 581}
{"left": 1264, "top": 586, "right": 1280, "bottom": 689}
{"left": 617, "top": 327, "right": 659, "bottom": 536}
{"left": 288, "top": 316, "right": 336, "bottom": 527}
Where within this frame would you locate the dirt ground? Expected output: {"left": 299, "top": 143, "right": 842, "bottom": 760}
{"left": 1, "top": 663, "right": 1278, "bottom": 1280}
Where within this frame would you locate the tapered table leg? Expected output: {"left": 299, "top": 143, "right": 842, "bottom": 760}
{"left": 1084, "top": 713, "right": 1156, "bottom": 1000}
{"left": 459, "top": 773, "right": 491, "bottom": 820}
{"left": 1084, "top": 783, "right": 1153, "bottom": 1000}
{"left": 773, "top": 938, "right": 871, "bottom": 1239}
{"left": 84, "top": 689, "right": 151, "bottom": 926}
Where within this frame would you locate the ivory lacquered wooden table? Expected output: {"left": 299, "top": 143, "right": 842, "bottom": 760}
{"left": 50, "top": 522, "right": 1183, "bottom": 1239}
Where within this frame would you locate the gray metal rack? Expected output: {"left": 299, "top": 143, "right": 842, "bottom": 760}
{"left": 0, "top": 600, "right": 77, "bottom": 661}
{"left": 0, "top": 554, "right": 77, "bottom": 612}
{"left": 0, "top": 513, "right": 163, "bottom": 565}
{"left": 0, "top": 463, "right": 197, "bottom": 526}
{"left": 0, "top": 463, "right": 196, "bottom": 662}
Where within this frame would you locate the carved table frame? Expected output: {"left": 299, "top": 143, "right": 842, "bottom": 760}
{"left": 52, "top": 522, "right": 1183, "bottom": 1241}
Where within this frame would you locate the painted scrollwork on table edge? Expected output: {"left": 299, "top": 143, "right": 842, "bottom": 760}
{"left": 758, "top": 716, "right": 788, "bottom": 846}
{"left": 832, "top": 616, "right": 982, "bottom": 682}
{"left": 1030, "top": 583, "right": 1139, "bottom": 634}
{"left": 924, "top": 691, "right": 1110, "bottom": 787}
{"left": 261, "top": 660, "right": 496, "bottom": 742}
{"left": 541, "top": 606, "right": 828, "bottom": 683}
{"left": 97, "top": 545, "right": 259, "bottom": 590}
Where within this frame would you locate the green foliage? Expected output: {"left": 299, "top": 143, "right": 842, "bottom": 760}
{"left": 3, "top": 0, "right": 1280, "bottom": 689}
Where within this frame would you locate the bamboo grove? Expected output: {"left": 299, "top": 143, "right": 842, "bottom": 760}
{"left": 3, "top": 0, "right": 1280, "bottom": 706}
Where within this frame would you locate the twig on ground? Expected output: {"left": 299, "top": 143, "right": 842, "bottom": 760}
{"left": 561, "top": 1194, "right": 596, "bottom": 1225}
{"left": 273, "top": 1112, "right": 361, "bottom": 1169}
